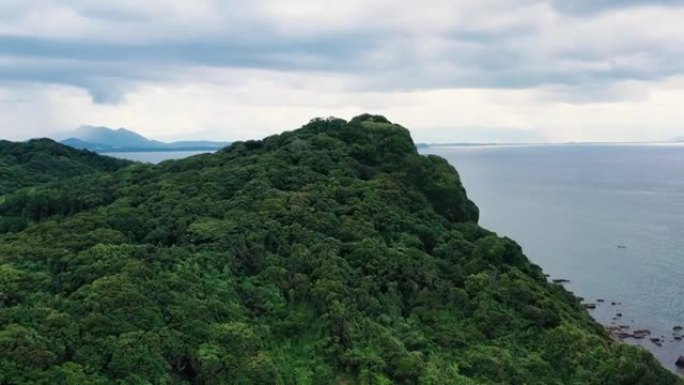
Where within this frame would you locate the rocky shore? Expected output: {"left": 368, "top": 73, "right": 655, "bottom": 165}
{"left": 551, "top": 277, "right": 683, "bottom": 373}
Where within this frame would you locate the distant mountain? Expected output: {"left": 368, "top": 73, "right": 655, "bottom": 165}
{"left": 60, "top": 125, "right": 230, "bottom": 152}
{"left": 416, "top": 142, "right": 515, "bottom": 148}
{"left": 61, "top": 138, "right": 127, "bottom": 152}
{"left": 67, "top": 126, "right": 165, "bottom": 148}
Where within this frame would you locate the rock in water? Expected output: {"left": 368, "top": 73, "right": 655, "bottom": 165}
{"left": 632, "top": 329, "right": 652, "bottom": 339}
{"left": 676, "top": 356, "right": 684, "bottom": 368}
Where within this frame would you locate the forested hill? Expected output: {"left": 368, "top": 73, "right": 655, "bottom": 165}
{"left": 0, "top": 138, "right": 131, "bottom": 195}
{"left": 0, "top": 115, "right": 680, "bottom": 384}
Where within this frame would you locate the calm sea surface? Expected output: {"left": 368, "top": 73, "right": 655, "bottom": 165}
{"left": 425, "top": 144, "right": 684, "bottom": 372}
{"left": 102, "top": 151, "right": 210, "bottom": 163}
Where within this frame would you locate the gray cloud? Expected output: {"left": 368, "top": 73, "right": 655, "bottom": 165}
{"left": 0, "top": 32, "right": 388, "bottom": 101}
{"left": 0, "top": 0, "right": 683, "bottom": 105}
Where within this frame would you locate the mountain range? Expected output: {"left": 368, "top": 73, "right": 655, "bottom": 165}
{"left": 59, "top": 125, "right": 230, "bottom": 152}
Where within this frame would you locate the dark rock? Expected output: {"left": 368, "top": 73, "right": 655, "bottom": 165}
{"left": 674, "top": 325, "right": 683, "bottom": 332}
{"left": 676, "top": 356, "right": 684, "bottom": 368}
{"left": 616, "top": 313, "right": 622, "bottom": 317}
{"left": 611, "top": 301, "right": 616, "bottom": 305}
{"left": 583, "top": 303, "right": 597, "bottom": 309}
{"left": 632, "top": 329, "right": 651, "bottom": 339}
{"left": 674, "top": 335, "right": 682, "bottom": 341}
{"left": 552, "top": 279, "right": 570, "bottom": 284}
{"left": 597, "top": 299, "right": 605, "bottom": 303}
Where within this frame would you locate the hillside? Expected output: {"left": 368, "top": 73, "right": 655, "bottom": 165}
{"left": 61, "top": 126, "right": 230, "bottom": 152}
{"left": 0, "top": 138, "right": 131, "bottom": 195}
{"left": 0, "top": 115, "right": 680, "bottom": 384}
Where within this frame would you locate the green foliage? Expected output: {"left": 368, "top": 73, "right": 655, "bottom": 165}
{"left": 0, "top": 139, "right": 131, "bottom": 232}
{"left": 0, "top": 116, "right": 679, "bottom": 384}
{"left": 0, "top": 138, "right": 131, "bottom": 195}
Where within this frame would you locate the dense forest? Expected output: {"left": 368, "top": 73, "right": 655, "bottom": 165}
{"left": 0, "top": 115, "right": 680, "bottom": 385}
{"left": 0, "top": 139, "right": 131, "bottom": 195}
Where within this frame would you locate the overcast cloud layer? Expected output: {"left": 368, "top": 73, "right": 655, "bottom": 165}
{"left": 1, "top": 0, "right": 683, "bottom": 142}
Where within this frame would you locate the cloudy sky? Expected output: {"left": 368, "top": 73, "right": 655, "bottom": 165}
{"left": 1, "top": 0, "right": 684, "bottom": 143}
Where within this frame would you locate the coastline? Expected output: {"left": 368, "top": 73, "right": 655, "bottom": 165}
{"left": 553, "top": 278, "right": 684, "bottom": 375}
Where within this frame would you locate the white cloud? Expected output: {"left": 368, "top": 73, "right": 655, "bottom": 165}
{"left": 537, "top": 6, "right": 684, "bottom": 56}
{"left": 0, "top": 0, "right": 683, "bottom": 142}
{"left": 3, "top": 69, "right": 684, "bottom": 144}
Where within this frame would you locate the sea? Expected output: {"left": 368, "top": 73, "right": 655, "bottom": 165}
{"left": 102, "top": 151, "right": 211, "bottom": 163}
{"left": 107, "top": 145, "right": 684, "bottom": 372}
{"left": 424, "top": 143, "right": 684, "bottom": 373}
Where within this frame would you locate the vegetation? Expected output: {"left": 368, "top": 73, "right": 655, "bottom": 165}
{"left": 0, "top": 115, "right": 679, "bottom": 384}
{"left": 0, "top": 138, "right": 131, "bottom": 194}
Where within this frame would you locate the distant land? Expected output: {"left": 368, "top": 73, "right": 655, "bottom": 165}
{"left": 417, "top": 142, "right": 545, "bottom": 148}
{"left": 58, "top": 125, "right": 230, "bottom": 152}
{"left": 417, "top": 140, "right": 684, "bottom": 148}
{"left": 416, "top": 142, "right": 505, "bottom": 148}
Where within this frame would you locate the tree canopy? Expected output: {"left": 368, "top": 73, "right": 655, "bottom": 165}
{"left": 0, "top": 116, "right": 679, "bottom": 384}
{"left": 0, "top": 138, "right": 131, "bottom": 194}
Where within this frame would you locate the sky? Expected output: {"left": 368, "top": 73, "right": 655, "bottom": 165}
{"left": 1, "top": 0, "right": 684, "bottom": 143}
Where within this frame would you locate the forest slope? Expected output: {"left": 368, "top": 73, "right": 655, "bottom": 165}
{"left": 0, "top": 115, "right": 679, "bottom": 385}
{"left": 0, "top": 138, "right": 131, "bottom": 195}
